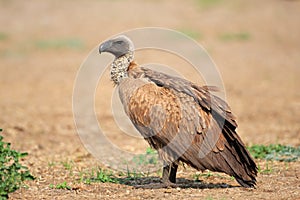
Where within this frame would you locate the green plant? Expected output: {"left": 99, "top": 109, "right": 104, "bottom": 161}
{"left": 132, "top": 147, "right": 158, "bottom": 165}
{"left": 248, "top": 144, "right": 300, "bottom": 162}
{"left": 0, "top": 130, "right": 34, "bottom": 199}
{"left": 193, "top": 170, "right": 230, "bottom": 182}
{"left": 200, "top": 171, "right": 214, "bottom": 178}
{"left": 193, "top": 173, "right": 201, "bottom": 182}
{"left": 49, "top": 181, "right": 71, "bottom": 190}
{"left": 193, "top": 171, "right": 213, "bottom": 181}
{"left": 125, "top": 168, "right": 145, "bottom": 180}
{"left": 81, "top": 168, "right": 119, "bottom": 184}
{"left": 116, "top": 167, "right": 148, "bottom": 185}
{"left": 61, "top": 160, "right": 73, "bottom": 170}
{"left": 257, "top": 161, "right": 273, "bottom": 174}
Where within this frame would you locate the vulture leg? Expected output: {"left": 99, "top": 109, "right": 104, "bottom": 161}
{"left": 162, "top": 163, "right": 178, "bottom": 184}
{"left": 134, "top": 163, "right": 178, "bottom": 189}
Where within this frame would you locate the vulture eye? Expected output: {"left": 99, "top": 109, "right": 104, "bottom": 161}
{"left": 115, "top": 41, "right": 123, "bottom": 44}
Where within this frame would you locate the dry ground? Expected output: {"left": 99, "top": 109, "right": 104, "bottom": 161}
{"left": 0, "top": 0, "right": 299, "bottom": 199}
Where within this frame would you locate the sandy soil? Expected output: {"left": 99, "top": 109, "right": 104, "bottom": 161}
{"left": 0, "top": 0, "right": 299, "bottom": 199}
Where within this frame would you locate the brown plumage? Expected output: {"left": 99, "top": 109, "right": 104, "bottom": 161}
{"left": 99, "top": 35, "right": 257, "bottom": 188}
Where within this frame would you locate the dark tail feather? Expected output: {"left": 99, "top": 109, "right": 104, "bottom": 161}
{"left": 177, "top": 120, "right": 257, "bottom": 188}
{"left": 181, "top": 133, "right": 257, "bottom": 188}
{"left": 235, "top": 176, "right": 256, "bottom": 188}
{"left": 221, "top": 126, "right": 258, "bottom": 188}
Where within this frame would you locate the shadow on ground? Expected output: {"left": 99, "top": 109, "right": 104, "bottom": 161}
{"left": 117, "top": 176, "right": 236, "bottom": 189}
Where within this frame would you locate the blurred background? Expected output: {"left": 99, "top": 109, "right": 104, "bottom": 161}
{"left": 0, "top": 0, "right": 299, "bottom": 198}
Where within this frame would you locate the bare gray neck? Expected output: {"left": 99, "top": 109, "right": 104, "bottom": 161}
{"left": 110, "top": 52, "right": 134, "bottom": 85}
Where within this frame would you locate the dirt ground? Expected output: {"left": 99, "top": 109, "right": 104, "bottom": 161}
{"left": 0, "top": 0, "right": 299, "bottom": 199}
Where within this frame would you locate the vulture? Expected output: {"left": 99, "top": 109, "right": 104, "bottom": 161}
{"left": 99, "top": 35, "right": 257, "bottom": 188}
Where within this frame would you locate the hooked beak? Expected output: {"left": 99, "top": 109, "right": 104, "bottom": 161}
{"left": 99, "top": 40, "right": 112, "bottom": 54}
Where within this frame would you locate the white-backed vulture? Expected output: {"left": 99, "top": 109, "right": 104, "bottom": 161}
{"left": 99, "top": 35, "right": 257, "bottom": 188}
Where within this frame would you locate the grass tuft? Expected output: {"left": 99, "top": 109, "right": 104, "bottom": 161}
{"left": 61, "top": 160, "right": 73, "bottom": 170}
{"left": 193, "top": 170, "right": 231, "bottom": 182}
{"left": 132, "top": 147, "right": 158, "bottom": 165}
{"left": 80, "top": 168, "right": 119, "bottom": 184}
{"left": 49, "top": 181, "right": 72, "bottom": 190}
{"left": 257, "top": 161, "right": 273, "bottom": 174}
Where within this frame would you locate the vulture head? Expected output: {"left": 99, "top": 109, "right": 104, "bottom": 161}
{"left": 99, "top": 35, "right": 134, "bottom": 58}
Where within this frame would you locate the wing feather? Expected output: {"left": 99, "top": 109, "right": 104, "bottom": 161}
{"left": 118, "top": 64, "right": 257, "bottom": 187}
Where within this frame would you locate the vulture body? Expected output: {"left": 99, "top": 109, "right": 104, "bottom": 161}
{"left": 99, "top": 35, "right": 257, "bottom": 188}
